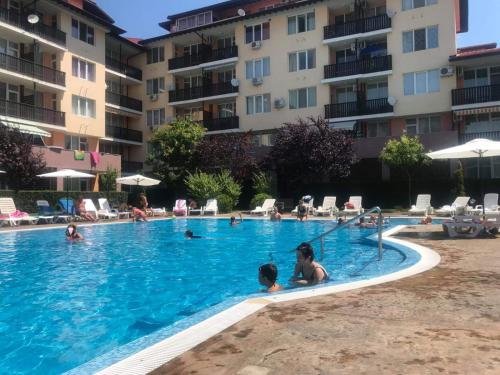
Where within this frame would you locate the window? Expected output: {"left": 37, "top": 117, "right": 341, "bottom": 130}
{"left": 288, "top": 11, "right": 315, "bottom": 34}
{"left": 245, "top": 22, "right": 270, "bottom": 44}
{"left": 405, "top": 116, "right": 441, "bottom": 135}
{"left": 403, "top": 69, "right": 440, "bottom": 95}
{"left": 289, "top": 87, "right": 317, "bottom": 109}
{"left": 288, "top": 49, "right": 316, "bottom": 72}
{"left": 71, "top": 18, "right": 94, "bottom": 45}
{"left": 64, "top": 135, "right": 88, "bottom": 151}
{"left": 72, "top": 95, "right": 95, "bottom": 118}
{"left": 336, "top": 48, "right": 357, "bottom": 64}
{"left": 464, "top": 67, "right": 500, "bottom": 88}
{"left": 403, "top": 25, "right": 438, "bottom": 53}
{"left": 367, "top": 122, "right": 390, "bottom": 138}
{"left": 146, "top": 78, "right": 165, "bottom": 95}
{"left": 217, "top": 37, "right": 235, "bottom": 49}
{"left": 72, "top": 57, "right": 95, "bottom": 81}
{"left": 183, "top": 76, "right": 202, "bottom": 89}
{"left": 402, "top": 0, "right": 437, "bottom": 11}
{"left": 218, "top": 102, "right": 236, "bottom": 118}
{"left": 367, "top": 81, "right": 388, "bottom": 100}
{"left": 246, "top": 94, "right": 271, "bottom": 115}
{"left": 147, "top": 108, "right": 166, "bottom": 127}
{"left": 336, "top": 86, "right": 356, "bottom": 103}
{"left": 245, "top": 57, "right": 271, "bottom": 79}
{"left": 106, "top": 112, "right": 126, "bottom": 127}
{"left": 177, "top": 11, "right": 212, "bottom": 31}
{"left": 147, "top": 47, "right": 165, "bottom": 64}
{"left": 218, "top": 69, "right": 235, "bottom": 83}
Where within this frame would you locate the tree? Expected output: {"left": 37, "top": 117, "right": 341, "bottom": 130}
{"left": 380, "top": 135, "right": 431, "bottom": 208}
{"left": 452, "top": 161, "right": 466, "bottom": 197}
{"left": 100, "top": 167, "right": 117, "bottom": 199}
{"left": 194, "top": 132, "right": 257, "bottom": 181}
{"left": 0, "top": 126, "right": 46, "bottom": 191}
{"left": 268, "top": 116, "right": 356, "bottom": 189}
{"left": 147, "top": 118, "right": 205, "bottom": 186}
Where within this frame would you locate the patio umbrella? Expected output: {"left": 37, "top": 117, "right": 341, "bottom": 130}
{"left": 427, "top": 139, "right": 500, "bottom": 215}
{"left": 38, "top": 169, "right": 95, "bottom": 213}
{"left": 115, "top": 174, "right": 161, "bottom": 187}
{"left": 0, "top": 170, "right": 5, "bottom": 173}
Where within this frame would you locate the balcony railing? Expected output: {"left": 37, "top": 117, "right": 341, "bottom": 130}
{"left": 105, "top": 91, "right": 143, "bottom": 113}
{"left": 105, "top": 56, "right": 142, "bottom": 81}
{"left": 105, "top": 125, "right": 143, "bottom": 143}
{"left": 324, "top": 55, "right": 392, "bottom": 80}
{"left": 203, "top": 115, "right": 239, "bottom": 132}
{"left": 325, "top": 98, "right": 393, "bottom": 119}
{"left": 0, "top": 98, "right": 65, "bottom": 126}
{"left": 168, "top": 45, "right": 238, "bottom": 71}
{"left": 0, "top": 6, "right": 66, "bottom": 46}
{"left": 460, "top": 131, "right": 500, "bottom": 144}
{"left": 122, "top": 160, "right": 143, "bottom": 173}
{"left": 0, "top": 52, "right": 65, "bottom": 86}
{"left": 324, "top": 14, "right": 391, "bottom": 40}
{"left": 452, "top": 84, "right": 500, "bottom": 106}
{"left": 168, "top": 82, "right": 238, "bottom": 103}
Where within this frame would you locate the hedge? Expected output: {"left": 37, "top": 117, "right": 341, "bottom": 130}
{"left": 0, "top": 191, "right": 128, "bottom": 213}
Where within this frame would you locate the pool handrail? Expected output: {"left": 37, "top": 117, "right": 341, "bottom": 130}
{"left": 307, "top": 207, "right": 383, "bottom": 261}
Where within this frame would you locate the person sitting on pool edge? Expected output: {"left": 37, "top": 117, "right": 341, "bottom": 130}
{"left": 184, "top": 230, "right": 201, "bottom": 239}
{"left": 230, "top": 213, "right": 243, "bottom": 226}
{"left": 291, "top": 243, "right": 329, "bottom": 286}
{"left": 258, "top": 263, "right": 283, "bottom": 293}
{"left": 420, "top": 216, "right": 433, "bottom": 225}
{"left": 66, "top": 224, "right": 84, "bottom": 241}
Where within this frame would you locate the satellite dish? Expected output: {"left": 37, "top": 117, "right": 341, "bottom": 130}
{"left": 387, "top": 9, "right": 396, "bottom": 18}
{"left": 27, "top": 13, "right": 39, "bottom": 24}
{"left": 237, "top": 8, "right": 246, "bottom": 17}
{"left": 230, "top": 79, "right": 240, "bottom": 87}
{"left": 387, "top": 96, "right": 397, "bottom": 106}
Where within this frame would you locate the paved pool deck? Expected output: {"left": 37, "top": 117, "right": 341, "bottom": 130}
{"left": 151, "top": 225, "right": 500, "bottom": 375}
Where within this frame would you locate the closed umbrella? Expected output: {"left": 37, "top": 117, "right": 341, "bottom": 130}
{"left": 427, "top": 139, "right": 500, "bottom": 215}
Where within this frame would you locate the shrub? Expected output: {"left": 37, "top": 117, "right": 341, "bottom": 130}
{"left": 252, "top": 171, "right": 273, "bottom": 195}
{"left": 184, "top": 171, "right": 220, "bottom": 206}
{"left": 216, "top": 194, "right": 234, "bottom": 213}
{"left": 250, "top": 193, "right": 272, "bottom": 210}
{"left": 215, "top": 170, "right": 241, "bottom": 207}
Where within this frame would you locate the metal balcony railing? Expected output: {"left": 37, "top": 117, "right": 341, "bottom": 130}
{"left": 452, "top": 84, "right": 500, "bottom": 106}
{"left": 0, "top": 52, "right": 65, "bottom": 86}
{"left": 105, "top": 91, "right": 143, "bottom": 112}
{"left": 0, "top": 98, "right": 65, "bottom": 126}
{"left": 324, "top": 14, "right": 391, "bottom": 40}
{"left": 105, "top": 125, "right": 143, "bottom": 143}
{"left": 203, "top": 115, "right": 239, "bottom": 132}
{"left": 168, "top": 82, "right": 238, "bottom": 103}
{"left": 168, "top": 45, "right": 238, "bottom": 71}
{"left": 105, "top": 56, "right": 142, "bottom": 81}
{"left": 324, "top": 55, "right": 392, "bottom": 79}
{"left": 325, "top": 98, "right": 393, "bottom": 119}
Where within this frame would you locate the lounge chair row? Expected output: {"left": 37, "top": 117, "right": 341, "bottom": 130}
{"left": 410, "top": 194, "right": 500, "bottom": 217}
{"left": 173, "top": 199, "right": 218, "bottom": 216}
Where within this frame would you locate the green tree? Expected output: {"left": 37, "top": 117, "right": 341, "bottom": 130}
{"left": 100, "top": 167, "right": 117, "bottom": 199}
{"left": 184, "top": 171, "right": 221, "bottom": 206}
{"left": 215, "top": 170, "right": 242, "bottom": 208}
{"left": 252, "top": 171, "right": 273, "bottom": 195}
{"left": 452, "top": 161, "right": 466, "bottom": 197}
{"left": 380, "top": 135, "right": 431, "bottom": 208}
{"left": 147, "top": 118, "right": 205, "bottom": 186}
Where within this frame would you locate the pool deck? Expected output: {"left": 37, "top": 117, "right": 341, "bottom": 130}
{"left": 151, "top": 225, "right": 500, "bottom": 375}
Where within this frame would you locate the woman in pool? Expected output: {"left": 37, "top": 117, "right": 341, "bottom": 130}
{"left": 270, "top": 206, "right": 282, "bottom": 221}
{"left": 291, "top": 243, "right": 329, "bottom": 286}
{"left": 230, "top": 213, "right": 243, "bottom": 226}
{"left": 258, "top": 263, "right": 283, "bottom": 293}
{"left": 297, "top": 200, "right": 308, "bottom": 221}
{"left": 66, "top": 224, "right": 84, "bottom": 241}
{"left": 137, "top": 193, "right": 153, "bottom": 217}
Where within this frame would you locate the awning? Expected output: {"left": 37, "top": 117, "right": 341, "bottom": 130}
{"left": 454, "top": 106, "right": 500, "bottom": 117}
{"left": 0, "top": 121, "right": 52, "bottom": 137}
{"left": 329, "top": 120, "right": 357, "bottom": 130}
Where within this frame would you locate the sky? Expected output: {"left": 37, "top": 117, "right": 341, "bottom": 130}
{"left": 96, "top": 0, "right": 499, "bottom": 47}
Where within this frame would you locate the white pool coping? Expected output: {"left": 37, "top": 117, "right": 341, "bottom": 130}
{"left": 94, "top": 224, "right": 441, "bottom": 375}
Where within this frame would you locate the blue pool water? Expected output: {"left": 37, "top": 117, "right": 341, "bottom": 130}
{"left": 0, "top": 218, "right": 421, "bottom": 374}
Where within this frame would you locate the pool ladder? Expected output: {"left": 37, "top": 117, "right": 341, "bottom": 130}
{"left": 307, "top": 207, "right": 384, "bottom": 261}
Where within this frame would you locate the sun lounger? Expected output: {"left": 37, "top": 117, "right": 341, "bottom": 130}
{"left": 409, "top": 194, "right": 432, "bottom": 216}
{"left": 435, "top": 196, "right": 470, "bottom": 216}
{"left": 152, "top": 207, "right": 167, "bottom": 216}
{"left": 84, "top": 199, "right": 117, "bottom": 220}
{"left": 470, "top": 193, "right": 499, "bottom": 216}
{"left": 442, "top": 215, "right": 484, "bottom": 238}
{"left": 341, "top": 196, "right": 364, "bottom": 216}
{"left": 0, "top": 197, "right": 38, "bottom": 226}
{"left": 251, "top": 198, "right": 276, "bottom": 216}
{"left": 98, "top": 198, "right": 123, "bottom": 219}
{"left": 292, "top": 197, "right": 314, "bottom": 214}
{"left": 173, "top": 199, "right": 187, "bottom": 216}
{"left": 314, "top": 196, "right": 338, "bottom": 217}
{"left": 203, "top": 199, "right": 218, "bottom": 216}
{"left": 36, "top": 200, "right": 71, "bottom": 224}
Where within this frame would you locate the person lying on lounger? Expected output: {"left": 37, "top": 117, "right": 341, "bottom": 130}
{"left": 291, "top": 243, "right": 329, "bottom": 286}
{"left": 258, "top": 263, "right": 283, "bottom": 293}
{"left": 184, "top": 230, "right": 201, "bottom": 239}
{"left": 75, "top": 196, "right": 97, "bottom": 222}
{"left": 66, "top": 224, "right": 84, "bottom": 241}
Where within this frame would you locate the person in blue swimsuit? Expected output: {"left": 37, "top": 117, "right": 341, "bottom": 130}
{"left": 291, "top": 242, "right": 329, "bottom": 286}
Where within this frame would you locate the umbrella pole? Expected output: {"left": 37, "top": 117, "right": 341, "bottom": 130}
{"left": 480, "top": 153, "right": 485, "bottom": 217}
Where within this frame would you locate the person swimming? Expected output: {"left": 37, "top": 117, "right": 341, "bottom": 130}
{"left": 66, "top": 224, "right": 84, "bottom": 241}
{"left": 291, "top": 243, "right": 329, "bottom": 286}
{"left": 184, "top": 230, "right": 201, "bottom": 239}
{"left": 230, "top": 213, "right": 243, "bottom": 226}
{"left": 258, "top": 263, "right": 283, "bottom": 293}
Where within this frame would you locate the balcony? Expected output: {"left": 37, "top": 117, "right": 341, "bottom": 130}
{"left": 168, "top": 45, "right": 238, "bottom": 71}
{"left": 324, "top": 55, "right": 392, "bottom": 82}
{"left": 105, "top": 125, "right": 143, "bottom": 143}
{"left": 0, "top": 98, "right": 65, "bottom": 126}
{"left": 105, "top": 91, "right": 143, "bottom": 113}
{"left": 452, "top": 84, "right": 500, "bottom": 108}
{"left": 324, "top": 14, "right": 391, "bottom": 42}
{"left": 105, "top": 56, "right": 142, "bottom": 81}
{"left": 203, "top": 115, "right": 239, "bottom": 132}
{"left": 0, "top": 6, "right": 66, "bottom": 47}
{"left": 325, "top": 98, "right": 393, "bottom": 120}
{"left": 168, "top": 82, "right": 238, "bottom": 104}
{"left": 122, "top": 160, "right": 143, "bottom": 173}
{"left": 0, "top": 52, "right": 65, "bottom": 87}
{"left": 460, "top": 131, "right": 500, "bottom": 144}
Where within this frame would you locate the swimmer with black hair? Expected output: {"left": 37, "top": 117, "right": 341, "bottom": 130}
{"left": 230, "top": 213, "right": 243, "bottom": 226}
{"left": 184, "top": 230, "right": 201, "bottom": 239}
{"left": 291, "top": 243, "right": 329, "bottom": 286}
{"left": 258, "top": 263, "right": 283, "bottom": 293}
{"left": 66, "top": 224, "right": 84, "bottom": 241}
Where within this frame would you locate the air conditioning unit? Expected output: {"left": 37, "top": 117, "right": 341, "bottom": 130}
{"left": 252, "top": 77, "right": 263, "bottom": 86}
{"left": 440, "top": 66, "right": 454, "bottom": 77}
{"left": 150, "top": 94, "right": 158, "bottom": 101}
{"left": 274, "top": 97, "right": 286, "bottom": 109}
{"left": 251, "top": 41, "right": 262, "bottom": 49}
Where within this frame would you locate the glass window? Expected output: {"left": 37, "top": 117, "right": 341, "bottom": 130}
{"left": 415, "top": 71, "right": 427, "bottom": 94}
{"left": 245, "top": 61, "right": 253, "bottom": 80}
{"left": 254, "top": 24, "right": 262, "bottom": 42}
{"left": 297, "top": 15, "right": 306, "bottom": 33}
{"left": 404, "top": 73, "right": 415, "bottom": 95}
{"left": 430, "top": 116, "right": 441, "bottom": 132}
{"left": 428, "top": 69, "right": 440, "bottom": 92}
{"left": 289, "top": 53, "right": 297, "bottom": 72}
{"left": 289, "top": 89, "right": 298, "bottom": 109}
{"left": 71, "top": 18, "right": 78, "bottom": 38}
{"left": 289, "top": 87, "right": 316, "bottom": 109}
{"left": 289, "top": 49, "right": 315, "bottom": 72}
{"left": 72, "top": 19, "right": 94, "bottom": 45}
{"left": 246, "top": 96, "right": 254, "bottom": 115}
{"left": 427, "top": 25, "right": 438, "bottom": 48}
{"left": 403, "top": 31, "right": 413, "bottom": 53}
{"left": 246, "top": 57, "right": 271, "bottom": 79}
{"left": 406, "top": 118, "right": 417, "bottom": 135}
{"left": 147, "top": 47, "right": 165, "bottom": 64}
{"left": 288, "top": 12, "right": 315, "bottom": 35}
{"left": 247, "top": 94, "right": 271, "bottom": 115}
{"left": 414, "top": 28, "right": 426, "bottom": 51}
{"left": 288, "top": 16, "right": 296, "bottom": 34}
{"left": 307, "top": 12, "right": 315, "bottom": 31}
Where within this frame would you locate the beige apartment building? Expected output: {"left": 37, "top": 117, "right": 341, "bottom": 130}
{"left": 4, "top": 0, "right": 500, "bottom": 191}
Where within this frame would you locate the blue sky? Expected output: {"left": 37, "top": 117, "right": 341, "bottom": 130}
{"left": 97, "top": 0, "right": 498, "bottom": 47}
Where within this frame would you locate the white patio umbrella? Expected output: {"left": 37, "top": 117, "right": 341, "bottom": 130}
{"left": 115, "top": 174, "right": 161, "bottom": 187}
{"left": 427, "top": 139, "right": 500, "bottom": 215}
{"left": 0, "top": 170, "right": 5, "bottom": 173}
{"left": 38, "top": 169, "right": 95, "bottom": 213}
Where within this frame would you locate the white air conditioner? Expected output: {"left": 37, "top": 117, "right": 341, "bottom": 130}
{"left": 440, "top": 66, "right": 454, "bottom": 77}
{"left": 252, "top": 77, "right": 263, "bottom": 86}
{"left": 251, "top": 41, "right": 262, "bottom": 49}
{"left": 274, "top": 97, "right": 286, "bottom": 109}
{"left": 150, "top": 94, "right": 158, "bottom": 101}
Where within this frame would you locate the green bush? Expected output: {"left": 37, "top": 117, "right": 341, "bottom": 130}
{"left": 216, "top": 193, "right": 234, "bottom": 213}
{"left": 0, "top": 191, "right": 128, "bottom": 213}
{"left": 185, "top": 171, "right": 220, "bottom": 206}
{"left": 252, "top": 171, "right": 273, "bottom": 195}
{"left": 250, "top": 193, "right": 272, "bottom": 210}
{"left": 215, "top": 170, "right": 241, "bottom": 207}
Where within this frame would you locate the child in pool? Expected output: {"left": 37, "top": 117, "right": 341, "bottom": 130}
{"left": 184, "top": 230, "right": 201, "bottom": 239}
{"left": 230, "top": 213, "right": 243, "bottom": 226}
{"left": 66, "top": 224, "right": 84, "bottom": 241}
{"left": 258, "top": 263, "right": 283, "bottom": 293}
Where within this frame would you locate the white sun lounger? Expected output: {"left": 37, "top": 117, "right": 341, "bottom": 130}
{"left": 98, "top": 198, "right": 124, "bottom": 219}
{"left": 409, "top": 194, "right": 432, "bottom": 216}
{"left": 203, "top": 199, "right": 218, "bottom": 216}
{"left": 341, "top": 196, "right": 364, "bottom": 216}
{"left": 251, "top": 198, "right": 276, "bottom": 216}
{"left": 470, "top": 193, "right": 499, "bottom": 216}
{"left": 292, "top": 198, "right": 314, "bottom": 215}
{"left": 442, "top": 215, "right": 484, "bottom": 238}
{"left": 435, "top": 196, "right": 470, "bottom": 216}
{"left": 36, "top": 200, "right": 70, "bottom": 223}
{"left": 0, "top": 197, "right": 38, "bottom": 226}
{"left": 314, "top": 196, "right": 338, "bottom": 217}
{"left": 84, "top": 199, "right": 117, "bottom": 220}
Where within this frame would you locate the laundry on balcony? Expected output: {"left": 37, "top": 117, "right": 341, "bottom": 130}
{"left": 90, "top": 152, "right": 101, "bottom": 167}
{"left": 74, "top": 150, "right": 85, "bottom": 161}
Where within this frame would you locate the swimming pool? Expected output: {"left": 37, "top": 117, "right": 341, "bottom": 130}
{"left": 0, "top": 218, "right": 422, "bottom": 374}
